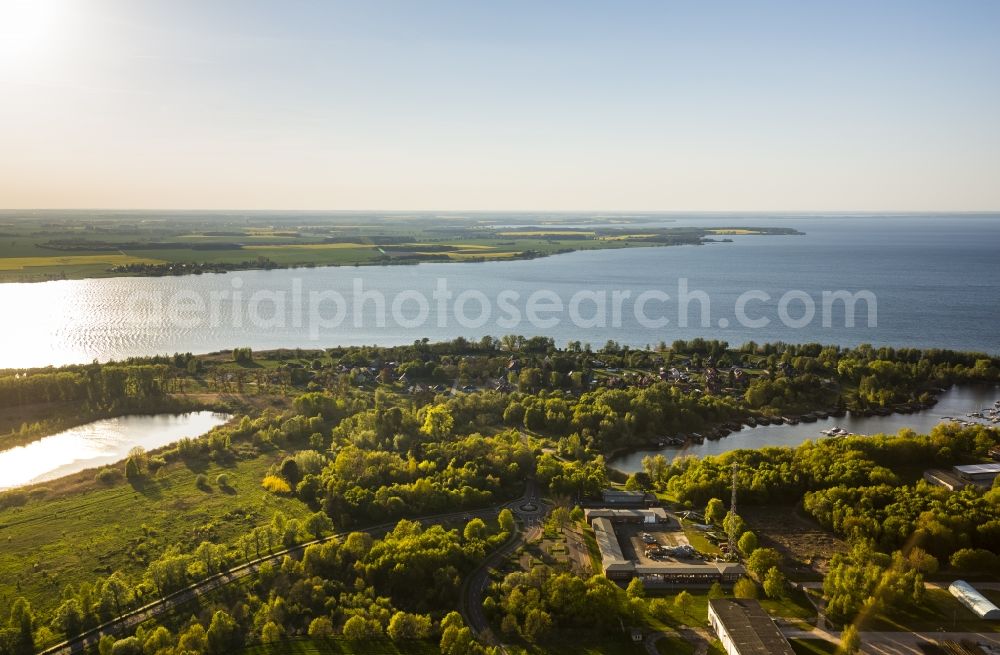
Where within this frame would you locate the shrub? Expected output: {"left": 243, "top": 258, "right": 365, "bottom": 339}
{"left": 262, "top": 475, "right": 292, "bottom": 494}
{"left": 0, "top": 490, "right": 28, "bottom": 510}
{"left": 95, "top": 468, "right": 124, "bottom": 485}
{"left": 216, "top": 473, "right": 230, "bottom": 488}
{"left": 196, "top": 473, "right": 210, "bottom": 490}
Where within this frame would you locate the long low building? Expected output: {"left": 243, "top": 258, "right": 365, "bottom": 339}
{"left": 949, "top": 580, "right": 1000, "bottom": 620}
{"left": 587, "top": 508, "right": 745, "bottom": 584}
{"left": 708, "top": 598, "right": 795, "bottom": 655}
{"left": 953, "top": 463, "right": 1000, "bottom": 487}
{"left": 924, "top": 462, "right": 1000, "bottom": 490}
{"left": 585, "top": 507, "right": 669, "bottom": 524}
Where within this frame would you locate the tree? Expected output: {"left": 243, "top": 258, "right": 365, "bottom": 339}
{"left": 261, "top": 621, "right": 283, "bottom": 643}
{"left": 342, "top": 615, "right": 368, "bottom": 640}
{"left": 906, "top": 547, "right": 939, "bottom": 575}
{"left": 206, "top": 610, "right": 240, "bottom": 654}
{"left": 387, "top": 612, "right": 432, "bottom": 640}
{"left": 308, "top": 617, "right": 334, "bottom": 639}
{"left": 763, "top": 567, "right": 787, "bottom": 599}
{"left": 737, "top": 531, "right": 759, "bottom": 556}
{"left": 626, "top": 577, "right": 645, "bottom": 599}
{"left": 5, "top": 597, "right": 33, "bottom": 655}
{"left": 110, "top": 637, "right": 142, "bottom": 655}
{"left": 723, "top": 511, "right": 747, "bottom": 542}
{"left": 746, "top": 547, "right": 782, "bottom": 582}
{"left": 463, "top": 518, "right": 487, "bottom": 541}
{"left": 624, "top": 473, "right": 642, "bottom": 491}
{"left": 523, "top": 608, "right": 552, "bottom": 640}
{"left": 838, "top": 624, "right": 860, "bottom": 654}
{"left": 733, "top": 577, "right": 759, "bottom": 599}
{"left": 498, "top": 508, "right": 516, "bottom": 534}
{"left": 177, "top": 623, "right": 207, "bottom": 653}
{"left": 124, "top": 446, "right": 149, "bottom": 481}
{"left": 705, "top": 498, "right": 726, "bottom": 524}
{"left": 674, "top": 590, "right": 694, "bottom": 619}
{"left": 420, "top": 404, "right": 454, "bottom": 439}
{"left": 708, "top": 582, "right": 725, "bottom": 599}
{"left": 305, "top": 511, "right": 334, "bottom": 539}
{"left": 98, "top": 635, "right": 115, "bottom": 655}
{"left": 53, "top": 599, "right": 84, "bottom": 638}
{"left": 437, "top": 612, "right": 462, "bottom": 631}
{"left": 143, "top": 627, "right": 173, "bottom": 654}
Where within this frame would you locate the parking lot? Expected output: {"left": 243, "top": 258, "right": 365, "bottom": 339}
{"left": 616, "top": 522, "right": 702, "bottom": 565}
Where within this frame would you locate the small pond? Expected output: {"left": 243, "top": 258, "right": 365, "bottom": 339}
{"left": 0, "top": 411, "right": 232, "bottom": 489}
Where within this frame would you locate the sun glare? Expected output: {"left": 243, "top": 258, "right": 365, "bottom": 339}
{"left": 0, "top": 0, "right": 69, "bottom": 67}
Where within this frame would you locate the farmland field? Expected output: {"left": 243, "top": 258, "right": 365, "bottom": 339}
{"left": 0, "top": 211, "right": 801, "bottom": 281}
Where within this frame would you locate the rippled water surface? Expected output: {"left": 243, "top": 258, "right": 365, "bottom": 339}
{"left": 3, "top": 214, "right": 999, "bottom": 368}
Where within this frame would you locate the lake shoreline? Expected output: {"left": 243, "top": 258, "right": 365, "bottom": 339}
{"left": 607, "top": 383, "right": 1000, "bottom": 473}
{"left": 0, "top": 226, "right": 802, "bottom": 284}
{"left": 0, "top": 410, "right": 235, "bottom": 492}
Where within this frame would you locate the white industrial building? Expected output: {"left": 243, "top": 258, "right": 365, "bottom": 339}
{"left": 949, "top": 580, "right": 1000, "bottom": 620}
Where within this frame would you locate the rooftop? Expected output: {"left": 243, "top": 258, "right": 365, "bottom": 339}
{"left": 591, "top": 517, "right": 629, "bottom": 566}
{"left": 709, "top": 599, "right": 795, "bottom": 655}
{"left": 954, "top": 463, "right": 1000, "bottom": 476}
{"left": 585, "top": 507, "right": 669, "bottom": 522}
{"left": 949, "top": 580, "right": 1000, "bottom": 620}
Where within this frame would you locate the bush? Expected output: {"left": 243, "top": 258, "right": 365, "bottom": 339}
{"left": 195, "top": 473, "right": 210, "bottom": 490}
{"left": 0, "top": 490, "right": 28, "bottom": 510}
{"left": 216, "top": 473, "right": 230, "bottom": 488}
{"left": 262, "top": 475, "right": 292, "bottom": 494}
{"left": 95, "top": 468, "right": 124, "bottom": 485}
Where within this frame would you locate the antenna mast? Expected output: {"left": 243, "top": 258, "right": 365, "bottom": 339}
{"left": 729, "top": 462, "right": 738, "bottom": 555}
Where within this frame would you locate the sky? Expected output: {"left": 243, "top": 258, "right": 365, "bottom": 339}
{"left": 0, "top": 0, "right": 998, "bottom": 211}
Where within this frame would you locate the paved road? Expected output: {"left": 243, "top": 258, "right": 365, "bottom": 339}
{"left": 39, "top": 500, "right": 518, "bottom": 655}
{"left": 781, "top": 628, "right": 1000, "bottom": 654}
{"left": 462, "top": 479, "right": 546, "bottom": 646}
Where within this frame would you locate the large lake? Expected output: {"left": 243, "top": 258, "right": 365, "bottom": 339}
{"left": 608, "top": 385, "right": 1000, "bottom": 473}
{"left": 3, "top": 214, "right": 1000, "bottom": 369}
{"left": 0, "top": 411, "right": 231, "bottom": 489}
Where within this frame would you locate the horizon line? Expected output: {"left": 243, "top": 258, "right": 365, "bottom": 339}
{"left": 2, "top": 208, "right": 1000, "bottom": 214}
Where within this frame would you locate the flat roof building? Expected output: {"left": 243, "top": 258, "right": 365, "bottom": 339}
{"left": 953, "top": 463, "right": 1000, "bottom": 486}
{"left": 601, "top": 489, "right": 657, "bottom": 507}
{"left": 924, "top": 462, "right": 1000, "bottom": 490}
{"left": 585, "top": 507, "right": 669, "bottom": 524}
{"left": 949, "top": 580, "right": 1000, "bottom": 620}
{"left": 708, "top": 598, "right": 795, "bottom": 655}
{"left": 586, "top": 507, "right": 745, "bottom": 585}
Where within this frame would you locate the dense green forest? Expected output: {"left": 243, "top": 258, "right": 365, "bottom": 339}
{"left": 1, "top": 338, "right": 999, "bottom": 654}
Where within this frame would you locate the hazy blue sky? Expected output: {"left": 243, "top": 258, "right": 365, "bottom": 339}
{"left": 1, "top": 0, "right": 998, "bottom": 210}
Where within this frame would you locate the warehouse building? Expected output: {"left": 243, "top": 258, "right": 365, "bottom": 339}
{"left": 953, "top": 463, "right": 1000, "bottom": 487}
{"left": 924, "top": 462, "right": 1000, "bottom": 490}
{"left": 708, "top": 598, "right": 795, "bottom": 655}
{"left": 600, "top": 489, "right": 658, "bottom": 507}
{"left": 587, "top": 508, "right": 745, "bottom": 585}
{"left": 949, "top": 580, "right": 1000, "bottom": 620}
{"left": 584, "top": 507, "right": 670, "bottom": 524}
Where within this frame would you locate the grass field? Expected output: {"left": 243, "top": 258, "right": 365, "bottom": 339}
{"left": 859, "top": 588, "right": 1000, "bottom": 633}
{"left": 0, "top": 254, "right": 166, "bottom": 281}
{"left": 0, "top": 448, "right": 309, "bottom": 614}
{"left": 790, "top": 639, "right": 839, "bottom": 655}
{"left": 0, "top": 212, "right": 801, "bottom": 281}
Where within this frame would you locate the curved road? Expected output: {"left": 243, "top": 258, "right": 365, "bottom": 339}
{"left": 462, "top": 479, "right": 547, "bottom": 645}
{"left": 39, "top": 493, "right": 529, "bottom": 655}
